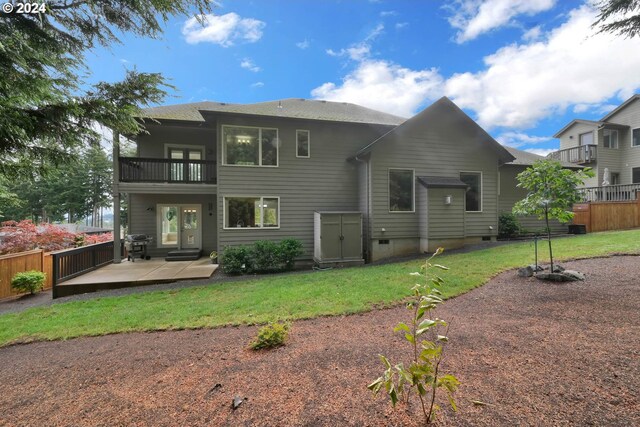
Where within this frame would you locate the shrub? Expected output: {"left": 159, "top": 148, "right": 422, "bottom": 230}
{"left": 221, "top": 245, "right": 251, "bottom": 275}
{"left": 221, "top": 238, "right": 304, "bottom": 275}
{"left": 251, "top": 321, "right": 290, "bottom": 350}
{"left": 277, "top": 238, "right": 304, "bottom": 271}
{"left": 11, "top": 270, "right": 46, "bottom": 295}
{"left": 498, "top": 213, "right": 521, "bottom": 238}
{"left": 250, "top": 240, "right": 281, "bottom": 273}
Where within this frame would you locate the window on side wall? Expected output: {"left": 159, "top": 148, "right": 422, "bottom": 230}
{"left": 222, "top": 126, "right": 278, "bottom": 166}
{"left": 603, "top": 129, "right": 618, "bottom": 149}
{"left": 633, "top": 168, "right": 640, "bottom": 184}
{"left": 296, "top": 130, "right": 310, "bottom": 158}
{"left": 633, "top": 128, "right": 640, "bottom": 147}
{"left": 460, "top": 172, "right": 482, "bottom": 212}
{"left": 389, "top": 169, "right": 414, "bottom": 212}
{"left": 224, "top": 197, "right": 279, "bottom": 228}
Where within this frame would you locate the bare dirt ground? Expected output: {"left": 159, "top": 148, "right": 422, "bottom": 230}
{"left": 0, "top": 256, "right": 638, "bottom": 426}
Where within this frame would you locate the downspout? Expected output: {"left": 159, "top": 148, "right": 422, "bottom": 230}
{"left": 354, "top": 154, "right": 370, "bottom": 263}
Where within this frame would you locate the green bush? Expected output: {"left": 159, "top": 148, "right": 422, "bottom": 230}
{"left": 499, "top": 213, "right": 521, "bottom": 238}
{"left": 278, "top": 238, "right": 304, "bottom": 271}
{"left": 222, "top": 238, "right": 304, "bottom": 275}
{"left": 11, "top": 270, "right": 46, "bottom": 295}
{"left": 221, "top": 245, "right": 251, "bottom": 275}
{"left": 251, "top": 240, "right": 281, "bottom": 273}
{"left": 251, "top": 321, "right": 290, "bottom": 350}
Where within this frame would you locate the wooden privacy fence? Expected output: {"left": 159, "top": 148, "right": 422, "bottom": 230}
{"left": 573, "top": 198, "right": 640, "bottom": 232}
{"left": 0, "top": 249, "right": 53, "bottom": 299}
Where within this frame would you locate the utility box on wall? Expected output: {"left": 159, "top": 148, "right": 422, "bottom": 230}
{"left": 314, "top": 211, "right": 364, "bottom": 266}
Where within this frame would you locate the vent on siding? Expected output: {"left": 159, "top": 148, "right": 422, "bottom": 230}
{"left": 378, "top": 239, "right": 390, "bottom": 245}
{"left": 482, "top": 236, "right": 491, "bottom": 241}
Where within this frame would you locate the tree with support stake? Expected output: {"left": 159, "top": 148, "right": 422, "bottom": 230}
{"left": 513, "top": 160, "right": 593, "bottom": 275}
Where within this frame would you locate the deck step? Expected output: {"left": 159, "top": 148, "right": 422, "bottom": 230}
{"left": 165, "top": 249, "right": 202, "bottom": 261}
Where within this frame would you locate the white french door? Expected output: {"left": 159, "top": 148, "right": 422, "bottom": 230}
{"left": 158, "top": 204, "right": 201, "bottom": 249}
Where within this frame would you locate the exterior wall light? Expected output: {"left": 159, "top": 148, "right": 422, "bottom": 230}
{"left": 444, "top": 195, "right": 452, "bottom": 205}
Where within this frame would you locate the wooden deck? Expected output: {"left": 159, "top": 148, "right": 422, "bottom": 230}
{"left": 55, "top": 258, "right": 218, "bottom": 297}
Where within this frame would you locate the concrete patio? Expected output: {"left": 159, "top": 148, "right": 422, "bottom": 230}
{"left": 55, "top": 258, "right": 218, "bottom": 297}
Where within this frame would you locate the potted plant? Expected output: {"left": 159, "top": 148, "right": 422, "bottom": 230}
{"left": 209, "top": 250, "right": 218, "bottom": 264}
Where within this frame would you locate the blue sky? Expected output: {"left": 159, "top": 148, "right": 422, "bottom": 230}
{"left": 85, "top": 0, "right": 640, "bottom": 156}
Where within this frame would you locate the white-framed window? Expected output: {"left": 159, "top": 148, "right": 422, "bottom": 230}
{"left": 579, "top": 131, "right": 594, "bottom": 146}
{"left": 223, "top": 196, "right": 280, "bottom": 229}
{"left": 603, "top": 129, "right": 618, "bottom": 149}
{"left": 632, "top": 128, "right": 640, "bottom": 147}
{"left": 296, "top": 130, "right": 310, "bottom": 158}
{"left": 460, "top": 171, "right": 482, "bottom": 212}
{"left": 633, "top": 167, "right": 640, "bottom": 184}
{"left": 222, "top": 125, "right": 278, "bottom": 167}
{"left": 388, "top": 169, "right": 415, "bottom": 212}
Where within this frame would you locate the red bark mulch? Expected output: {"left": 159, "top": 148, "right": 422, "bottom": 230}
{"left": 0, "top": 256, "right": 638, "bottom": 426}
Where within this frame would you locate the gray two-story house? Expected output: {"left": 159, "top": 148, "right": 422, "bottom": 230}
{"left": 115, "top": 97, "right": 517, "bottom": 263}
{"left": 550, "top": 94, "right": 640, "bottom": 189}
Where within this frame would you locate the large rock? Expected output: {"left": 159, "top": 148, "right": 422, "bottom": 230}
{"left": 536, "top": 271, "right": 585, "bottom": 282}
{"left": 518, "top": 266, "right": 534, "bottom": 277}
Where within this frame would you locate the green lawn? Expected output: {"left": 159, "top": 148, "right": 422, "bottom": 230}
{"left": 0, "top": 230, "right": 638, "bottom": 347}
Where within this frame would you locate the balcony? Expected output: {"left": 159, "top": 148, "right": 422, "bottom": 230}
{"left": 548, "top": 144, "right": 597, "bottom": 164}
{"left": 119, "top": 157, "right": 216, "bottom": 184}
{"left": 579, "top": 183, "right": 640, "bottom": 202}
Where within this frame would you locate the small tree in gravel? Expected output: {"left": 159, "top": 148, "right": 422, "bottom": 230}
{"left": 368, "top": 248, "right": 459, "bottom": 424}
{"left": 513, "top": 160, "right": 593, "bottom": 272}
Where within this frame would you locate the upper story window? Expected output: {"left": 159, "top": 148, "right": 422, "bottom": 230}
{"left": 460, "top": 172, "right": 482, "bottom": 212}
{"left": 603, "top": 129, "right": 618, "bottom": 149}
{"left": 579, "top": 131, "right": 594, "bottom": 146}
{"left": 222, "top": 125, "right": 278, "bottom": 167}
{"left": 296, "top": 130, "right": 310, "bottom": 158}
{"left": 389, "top": 169, "right": 414, "bottom": 212}
{"left": 633, "top": 128, "right": 640, "bottom": 147}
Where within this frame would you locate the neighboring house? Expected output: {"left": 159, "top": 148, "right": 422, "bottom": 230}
{"left": 114, "top": 97, "right": 517, "bottom": 263}
{"left": 499, "top": 146, "right": 580, "bottom": 234}
{"left": 550, "top": 94, "right": 640, "bottom": 188}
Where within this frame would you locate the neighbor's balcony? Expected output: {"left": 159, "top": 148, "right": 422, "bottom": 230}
{"left": 579, "top": 183, "right": 640, "bottom": 203}
{"left": 548, "top": 144, "right": 597, "bottom": 164}
{"left": 118, "top": 157, "right": 216, "bottom": 184}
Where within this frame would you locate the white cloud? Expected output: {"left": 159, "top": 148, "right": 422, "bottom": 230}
{"left": 251, "top": 82, "right": 264, "bottom": 88}
{"left": 525, "top": 148, "right": 556, "bottom": 157}
{"left": 522, "top": 25, "right": 542, "bottom": 41}
{"left": 296, "top": 39, "right": 310, "bottom": 49}
{"left": 311, "top": 60, "right": 443, "bottom": 117}
{"left": 240, "top": 58, "right": 261, "bottom": 72}
{"left": 182, "top": 13, "right": 265, "bottom": 46}
{"left": 380, "top": 11, "right": 397, "bottom": 17}
{"left": 326, "top": 44, "right": 371, "bottom": 61}
{"left": 395, "top": 22, "right": 409, "bottom": 30}
{"left": 496, "top": 131, "right": 552, "bottom": 148}
{"left": 444, "top": 5, "right": 640, "bottom": 129}
{"left": 447, "top": 0, "right": 556, "bottom": 43}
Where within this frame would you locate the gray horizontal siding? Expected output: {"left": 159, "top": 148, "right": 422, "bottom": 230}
{"left": 427, "top": 187, "right": 465, "bottom": 239}
{"left": 215, "top": 115, "right": 390, "bottom": 258}
{"left": 370, "top": 119, "right": 500, "bottom": 241}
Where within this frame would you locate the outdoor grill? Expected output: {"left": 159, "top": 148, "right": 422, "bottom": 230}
{"left": 125, "top": 234, "right": 153, "bottom": 262}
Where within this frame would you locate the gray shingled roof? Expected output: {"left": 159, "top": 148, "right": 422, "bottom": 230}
{"left": 139, "top": 98, "right": 406, "bottom": 126}
{"left": 417, "top": 176, "right": 468, "bottom": 188}
{"left": 503, "top": 146, "right": 581, "bottom": 169}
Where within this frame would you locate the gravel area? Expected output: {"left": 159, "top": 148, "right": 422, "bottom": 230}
{"left": 0, "top": 256, "right": 638, "bottom": 426}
